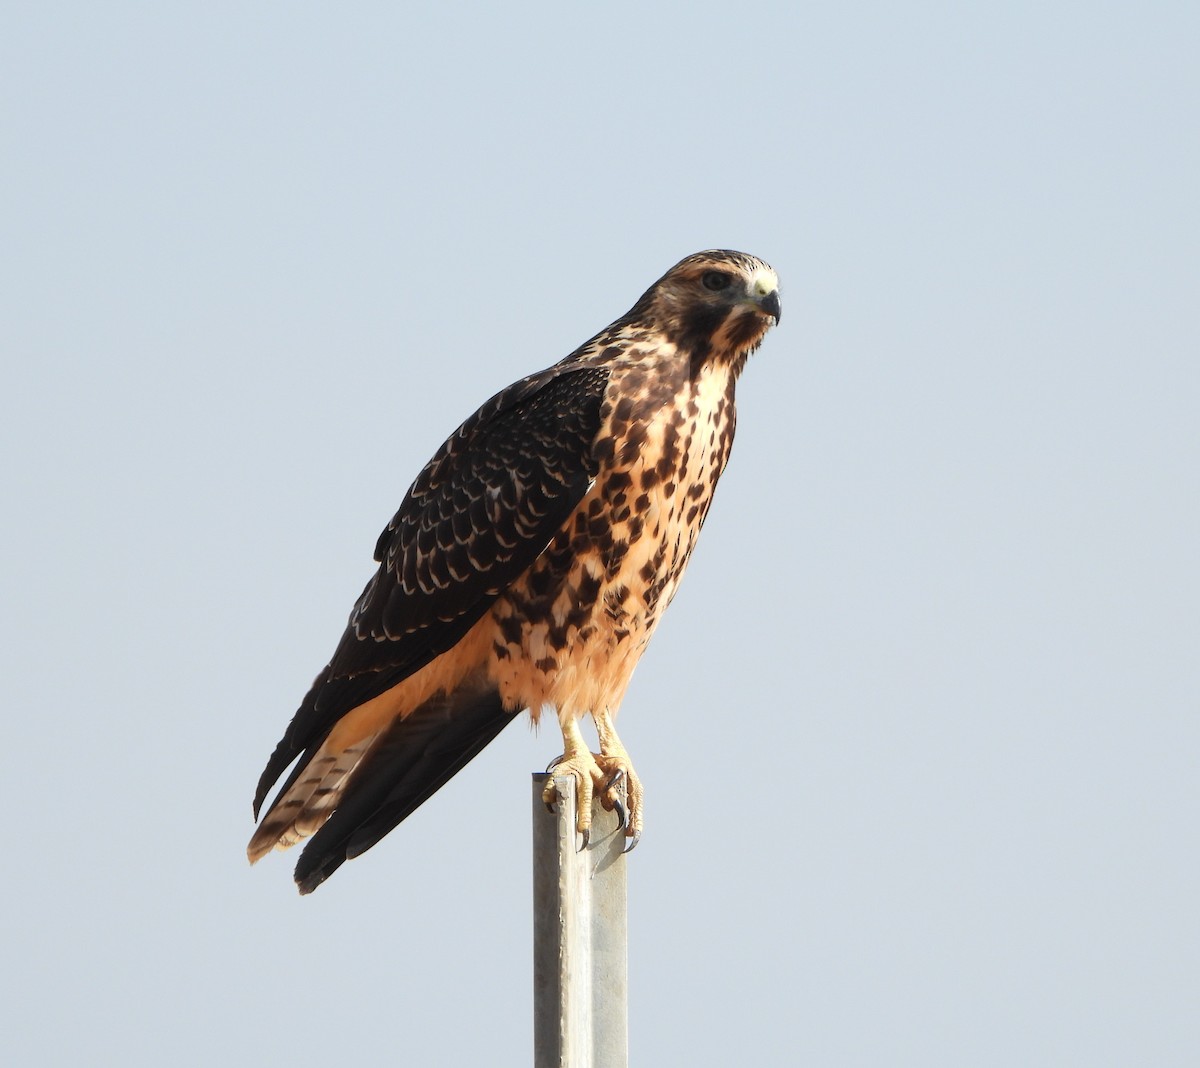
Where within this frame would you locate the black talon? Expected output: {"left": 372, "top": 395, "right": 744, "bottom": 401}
{"left": 622, "top": 830, "right": 641, "bottom": 855}
{"left": 545, "top": 755, "right": 564, "bottom": 773}
{"left": 613, "top": 796, "right": 627, "bottom": 831}
{"left": 579, "top": 828, "right": 590, "bottom": 851}
{"left": 602, "top": 768, "right": 627, "bottom": 828}
{"left": 604, "top": 768, "right": 625, "bottom": 792}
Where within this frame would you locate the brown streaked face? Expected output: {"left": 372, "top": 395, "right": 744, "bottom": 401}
{"left": 632, "top": 250, "right": 781, "bottom": 364}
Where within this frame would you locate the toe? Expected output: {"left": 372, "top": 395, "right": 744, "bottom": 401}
{"left": 574, "top": 773, "right": 594, "bottom": 836}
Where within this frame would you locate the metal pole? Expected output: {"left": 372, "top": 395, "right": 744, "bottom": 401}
{"left": 532, "top": 772, "right": 628, "bottom": 1068}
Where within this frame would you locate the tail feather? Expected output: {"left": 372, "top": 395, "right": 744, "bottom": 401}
{"left": 292, "top": 685, "right": 516, "bottom": 894}
{"left": 246, "top": 734, "right": 381, "bottom": 865}
{"left": 252, "top": 667, "right": 331, "bottom": 821}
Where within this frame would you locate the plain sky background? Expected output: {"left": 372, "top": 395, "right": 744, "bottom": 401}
{"left": 3, "top": 3, "right": 1196, "bottom": 1065}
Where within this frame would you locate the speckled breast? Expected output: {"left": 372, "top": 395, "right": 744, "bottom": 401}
{"left": 486, "top": 359, "right": 738, "bottom": 718}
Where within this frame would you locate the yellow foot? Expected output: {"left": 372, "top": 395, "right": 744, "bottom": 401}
{"left": 596, "top": 748, "right": 643, "bottom": 852}
{"left": 543, "top": 748, "right": 643, "bottom": 851}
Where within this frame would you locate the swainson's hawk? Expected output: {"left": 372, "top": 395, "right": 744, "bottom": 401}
{"left": 249, "top": 250, "right": 781, "bottom": 893}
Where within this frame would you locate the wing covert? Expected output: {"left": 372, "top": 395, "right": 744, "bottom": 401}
{"left": 339, "top": 362, "right": 609, "bottom": 676}
{"left": 254, "top": 363, "right": 610, "bottom": 814}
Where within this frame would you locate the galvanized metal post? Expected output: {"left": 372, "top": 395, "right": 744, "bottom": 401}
{"left": 532, "top": 772, "right": 628, "bottom": 1068}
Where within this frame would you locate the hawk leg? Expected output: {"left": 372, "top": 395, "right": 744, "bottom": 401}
{"left": 593, "top": 706, "right": 642, "bottom": 852}
{"left": 542, "top": 708, "right": 642, "bottom": 851}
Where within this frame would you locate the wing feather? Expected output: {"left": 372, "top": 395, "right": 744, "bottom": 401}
{"left": 253, "top": 363, "right": 609, "bottom": 817}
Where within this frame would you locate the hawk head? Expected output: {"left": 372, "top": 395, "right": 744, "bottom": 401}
{"left": 627, "top": 249, "right": 781, "bottom": 371}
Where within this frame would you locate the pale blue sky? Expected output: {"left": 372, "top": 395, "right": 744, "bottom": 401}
{"left": 3, "top": 3, "right": 1197, "bottom": 1065}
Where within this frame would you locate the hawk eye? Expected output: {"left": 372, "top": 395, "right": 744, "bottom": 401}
{"left": 701, "top": 270, "right": 732, "bottom": 292}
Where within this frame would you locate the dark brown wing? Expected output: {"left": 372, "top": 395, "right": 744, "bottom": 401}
{"left": 253, "top": 363, "right": 610, "bottom": 816}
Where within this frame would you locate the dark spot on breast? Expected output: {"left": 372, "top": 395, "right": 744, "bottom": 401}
{"left": 619, "top": 437, "right": 644, "bottom": 466}
{"left": 498, "top": 614, "right": 524, "bottom": 645}
{"left": 576, "top": 569, "right": 602, "bottom": 605}
{"left": 546, "top": 541, "right": 574, "bottom": 572}
{"left": 505, "top": 589, "right": 533, "bottom": 617}
{"left": 565, "top": 600, "right": 592, "bottom": 630}
{"left": 535, "top": 656, "right": 558, "bottom": 673}
{"left": 527, "top": 566, "right": 555, "bottom": 597}
{"left": 662, "top": 420, "right": 680, "bottom": 456}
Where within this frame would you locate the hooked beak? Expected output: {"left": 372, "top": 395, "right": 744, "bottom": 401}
{"left": 756, "top": 288, "right": 781, "bottom": 324}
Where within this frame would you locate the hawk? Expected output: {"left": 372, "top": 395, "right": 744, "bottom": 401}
{"left": 249, "top": 249, "right": 781, "bottom": 893}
